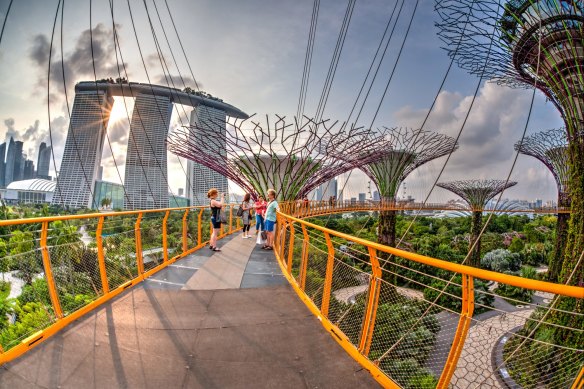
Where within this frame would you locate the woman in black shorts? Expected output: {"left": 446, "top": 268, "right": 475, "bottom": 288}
{"left": 208, "top": 188, "right": 224, "bottom": 251}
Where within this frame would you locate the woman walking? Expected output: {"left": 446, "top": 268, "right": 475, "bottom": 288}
{"left": 208, "top": 188, "right": 224, "bottom": 251}
{"left": 263, "top": 189, "right": 279, "bottom": 250}
{"left": 241, "top": 193, "right": 253, "bottom": 238}
{"left": 254, "top": 195, "right": 267, "bottom": 235}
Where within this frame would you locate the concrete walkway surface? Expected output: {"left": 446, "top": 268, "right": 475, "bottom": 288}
{"left": 0, "top": 234, "right": 380, "bottom": 389}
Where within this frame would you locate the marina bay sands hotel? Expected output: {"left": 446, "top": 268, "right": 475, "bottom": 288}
{"left": 52, "top": 81, "right": 248, "bottom": 209}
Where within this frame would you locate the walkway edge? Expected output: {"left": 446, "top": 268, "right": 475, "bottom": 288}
{"left": 273, "top": 249, "right": 397, "bottom": 388}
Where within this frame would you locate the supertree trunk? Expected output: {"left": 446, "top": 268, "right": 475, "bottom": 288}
{"left": 469, "top": 210, "right": 482, "bottom": 268}
{"left": 377, "top": 208, "right": 396, "bottom": 248}
{"left": 548, "top": 193, "right": 570, "bottom": 283}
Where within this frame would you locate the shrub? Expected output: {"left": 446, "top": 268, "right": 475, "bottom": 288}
{"left": 481, "top": 249, "right": 522, "bottom": 273}
{"left": 423, "top": 275, "right": 494, "bottom": 313}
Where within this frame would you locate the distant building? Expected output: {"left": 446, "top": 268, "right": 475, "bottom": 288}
{"left": 52, "top": 90, "right": 114, "bottom": 208}
{"left": 187, "top": 106, "right": 228, "bottom": 206}
{"left": 169, "top": 195, "right": 190, "bottom": 208}
{"left": 373, "top": 190, "right": 380, "bottom": 201}
{"left": 97, "top": 165, "right": 103, "bottom": 181}
{"left": 124, "top": 94, "right": 173, "bottom": 210}
{"left": 5, "top": 138, "right": 23, "bottom": 186}
{"left": 36, "top": 142, "right": 52, "bottom": 180}
{"left": 316, "top": 179, "right": 337, "bottom": 201}
{"left": 2, "top": 178, "right": 55, "bottom": 204}
{"left": 358, "top": 193, "right": 366, "bottom": 203}
{"left": 93, "top": 180, "right": 124, "bottom": 210}
{"left": 0, "top": 142, "right": 6, "bottom": 188}
{"left": 178, "top": 188, "right": 184, "bottom": 197}
{"left": 23, "top": 160, "right": 35, "bottom": 180}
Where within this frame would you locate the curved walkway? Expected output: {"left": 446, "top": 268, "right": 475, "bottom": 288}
{"left": 0, "top": 235, "right": 379, "bottom": 388}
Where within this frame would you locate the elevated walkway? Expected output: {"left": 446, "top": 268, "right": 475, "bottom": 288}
{"left": 0, "top": 234, "right": 379, "bottom": 388}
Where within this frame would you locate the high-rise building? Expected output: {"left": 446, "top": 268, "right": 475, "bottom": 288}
{"left": 124, "top": 94, "right": 173, "bottom": 210}
{"left": 186, "top": 106, "right": 228, "bottom": 206}
{"left": 23, "top": 160, "right": 35, "bottom": 180}
{"left": 52, "top": 90, "right": 113, "bottom": 208}
{"left": 36, "top": 142, "right": 52, "bottom": 180}
{"left": 0, "top": 142, "right": 6, "bottom": 188}
{"left": 316, "top": 178, "right": 337, "bottom": 201}
{"left": 5, "top": 138, "right": 23, "bottom": 186}
{"left": 358, "top": 193, "right": 366, "bottom": 203}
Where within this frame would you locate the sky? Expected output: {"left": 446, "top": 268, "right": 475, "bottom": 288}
{"left": 0, "top": 0, "right": 565, "bottom": 203}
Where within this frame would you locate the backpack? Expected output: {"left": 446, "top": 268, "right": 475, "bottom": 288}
{"left": 236, "top": 204, "right": 244, "bottom": 217}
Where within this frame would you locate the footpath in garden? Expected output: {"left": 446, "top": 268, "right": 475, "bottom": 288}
{"left": 0, "top": 234, "right": 380, "bottom": 388}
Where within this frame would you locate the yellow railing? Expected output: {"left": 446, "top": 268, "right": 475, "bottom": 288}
{"left": 274, "top": 202, "right": 583, "bottom": 389}
{"left": 0, "top": 204, "right": 240, "bottom": 364}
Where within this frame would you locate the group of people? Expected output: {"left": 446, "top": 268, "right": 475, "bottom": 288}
{"left": 206, "top": 188, "right": 279, "bottom": 252}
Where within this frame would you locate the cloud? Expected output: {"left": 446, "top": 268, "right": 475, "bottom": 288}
{"left": 3, "top": 118, "right": 17, "bottom": 140}
{"left": 29, "top": 24, "right": 129, "bottom": 103}
{"left": 153, "top": 74, "right": 201, "bottom": 90}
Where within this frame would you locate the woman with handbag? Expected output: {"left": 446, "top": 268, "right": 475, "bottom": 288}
{"left": 207, "top": 188, "right": 224, "bottom": 252}
{"left": 240, "top": 193, "right": 253, "bottom": 239}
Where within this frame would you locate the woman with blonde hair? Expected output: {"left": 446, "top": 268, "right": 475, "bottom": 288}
{"left": 207, "top": 188, "right": 224, "bottom": 251}
{"left": 262, "top": 189, "right": 279, "bottom": 250}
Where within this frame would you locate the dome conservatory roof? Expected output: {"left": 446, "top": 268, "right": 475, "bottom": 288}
{"left": 6, "top": 179, "right": 56, "bottom": 192}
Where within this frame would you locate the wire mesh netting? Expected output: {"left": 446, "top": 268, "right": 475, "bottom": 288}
{"left": 101, "top": 215, "right": 139, "bottom": 290}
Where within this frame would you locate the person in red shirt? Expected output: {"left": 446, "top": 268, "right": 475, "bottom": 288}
{"left": 254, "top": 195, "right": 267, "bottom": 235}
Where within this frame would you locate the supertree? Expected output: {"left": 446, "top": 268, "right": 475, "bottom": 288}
{"left": 515, "top": 128, "right": 569, "bottom": 282}
{"left": 167, "top": 115, "right": 385, "bottom": 201}
{"left": 435, "top": 0, "right": 583, "bottom": 289}
{"left": 359, "top": 127, "right": 458, "bottom": 248}
{"left": 437, "top": 179, "right": 517, "bottom": 267}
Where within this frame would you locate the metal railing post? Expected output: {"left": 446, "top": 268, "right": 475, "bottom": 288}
{"left": 40, "top": 221, "right": 63, "bottom": 318}
{"left": 321, "top": 231, "right": 335, "bottom": 318}
{"left": 570, "top": 366, "right": 584, "bottom": 389}
{"left": 198, "top": 208, "right": 203, "bottom": 246}
{"left": 437, "top": 274, "right": 475, "bottom": 388}
{"left": 182, "top": 209, "right": 189, "bottom": 253}
{"left": 135, "top": 213, "right": 144, "bottom": 274}
{"left": 96, "top": 216, "right": 109, "bottom": 294}
{"left": 229, "top": 205, "right": 233, "bottom": 233}
{"left": 358, "top": 246, "right": 382, "bottom": 356}
{"left": 300, "top": 224, "right": 310, "bottom": 290}
{"left": 287, "top": 221, "right": 295, "bottom": 273}
{"left": 162, "top": 211, "right": 170, "bottom": 262}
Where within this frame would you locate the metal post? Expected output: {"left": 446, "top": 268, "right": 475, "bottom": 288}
{"left": 437, "top": 274, "right": 475, "bottom": 388}
{"left": 198, "top": 208, "right": 203, "bottom": 246}
{"left": 135, "top": 213, "right": 144, "bottom": 274}
{"left": 229, "top": 205, "right": 233, "bottom": 234}
{"left": 40, "top": 221, "right": 63, "bottom": 318}
{"left": 300, "top": 224, "right": 309, "bottom": 290}
{"left": 182, "top": 209, "right": 189, "bottom": 253}
{"left": 321, "top": 231, "right": 335, "bottom": 318}
{"left": 96, "top": 216, "right": 109, "bottom": 294}
{"left": 287, "top": 221, "right": 295, "bottom": 273}
{"left": 162, "top": 211, "right": 170, "bottom": 262}
{"left": 359, "top": 246, "right": 381, "bottom": 355}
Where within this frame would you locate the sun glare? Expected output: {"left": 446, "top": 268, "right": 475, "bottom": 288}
{"left": 108, "top": 96, "right": 133, "bottom": 123}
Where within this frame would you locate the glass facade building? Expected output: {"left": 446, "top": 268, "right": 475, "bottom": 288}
{"left": 93, "top": 180, "right": 125, "bottom": 210}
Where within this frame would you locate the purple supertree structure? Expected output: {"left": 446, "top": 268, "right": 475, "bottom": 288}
{"left": 515, "top": 128, "right": 569, "bottom": 281}
{"left": 437, "top": 179, "right": 517, "bottom": 267}
{"left": 435, "top": 0, "right": 583, "bottom": 290}
{"left": 167, "top": 115, "right": 385, "bottom": 201}
{"left": 359, "top": 127, "right": 458, "bottom": 249}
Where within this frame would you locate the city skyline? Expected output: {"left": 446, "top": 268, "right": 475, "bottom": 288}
{"left": 0, "top": 0, "right": 565, "bottom": 204}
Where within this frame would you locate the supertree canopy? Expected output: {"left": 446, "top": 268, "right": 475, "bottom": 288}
{"left": 359, "top": 127, "right": 458, "bottom": 259}
{"left": 167, "top": 115, "right": 385, "bottom": 201}
{"left": 437, "top": 179, "right": 517, "bottom": 267}
{"left": 515, "top": 128, "right": 569, "bottom": 281}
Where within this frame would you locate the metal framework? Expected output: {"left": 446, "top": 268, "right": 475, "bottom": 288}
{"left": 437, "top": 179, "right": 517, "bottom": 267}
{"left": 360, "top": 127, "right": 459, "bottom": 199}
{"left": 435, "top": 0, "right": 584, "bottom": 135}
{"left": 515, "top": 128, "right": 569, "bottom": 202}
{"left": 515, "top": 128, "right": 570, "bottom": 282}
{"left": 167, "top": 115, "right": 385, "bottom": 200}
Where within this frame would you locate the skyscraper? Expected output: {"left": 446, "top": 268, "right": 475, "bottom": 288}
{"left": 124, "top": 94, "right": 173, "bottom": 210}
{"left": 23, "top": 160, "right": 35, "bottom": 180}
{"left": 186, "top": 105, "right": 228, "bottom": 206}
{"left": 36, "top": 142, "right": 52, "bottom": 180}
{"left": 0, "top": 142, "right": 6, "bottom": 188}
{"left": 5, "top": 138, "right": 23, "bottom": 186}
{"left": 52, "top": 90, "right": 113, "bottom": 208}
